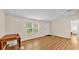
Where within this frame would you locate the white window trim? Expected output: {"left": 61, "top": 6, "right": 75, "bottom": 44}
{"left": 26, "top": 22, "right": 39, "bottom": 35}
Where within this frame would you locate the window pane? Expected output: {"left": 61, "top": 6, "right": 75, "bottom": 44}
{"left": 27, "top": 29, "right": 32, "bottom": 34}
{"left": 33, "top": 29, "right": 38, "bottom": 33}
{"left": 71, "top": 20, "right": 78, "bottom": 33}
{"left": 26, "top": 22, "right": 39, "bottom": 34}
{"left": 33, "top": 24, "right": 38, "bottom": 29}
{"left": 26, "top": 22, "right": 32, "bottom": 28}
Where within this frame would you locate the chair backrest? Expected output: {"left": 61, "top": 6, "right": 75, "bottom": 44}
{"left": 0, "top": 34, "right": 21, "bottom": 50}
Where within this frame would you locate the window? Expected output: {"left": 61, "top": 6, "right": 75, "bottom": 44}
{"left": 71, "top": 20, "right": 78, "bottom": 33}
{"left": 26, "top": 22, "right": 39, "bottom": 34}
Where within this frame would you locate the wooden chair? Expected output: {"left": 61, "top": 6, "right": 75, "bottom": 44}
{"left": 0, "top": 34, "right": 21, "bottom": 50}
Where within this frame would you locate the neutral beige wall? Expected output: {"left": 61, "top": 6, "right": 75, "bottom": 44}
{"left": 6, "top": 15, "right": 50, "bottom": 41}
{"left": 5, "top": 12, "right": 79, "bottom": 40}
{"left": 51, "top": 14, "right": 79, "bottom": 38}
{"left": 0, "top": 10, "right": 5, "bottom": 37}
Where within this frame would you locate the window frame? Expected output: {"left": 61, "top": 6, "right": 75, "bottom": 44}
{"left": 25, "top": 22, "right": 39, "bottom": 35}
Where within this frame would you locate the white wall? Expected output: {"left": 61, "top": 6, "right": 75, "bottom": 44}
{"left": 6, "top": 15, "right": 50, "bottom": 41}
{"left": 50, "top": 14, "right": 79, "bottom": 38}
{"left": 0, "top": 10, "right": 5, "bottom": 37}
{"left": 5, "top": 12, "right": 79, "bottom": 40}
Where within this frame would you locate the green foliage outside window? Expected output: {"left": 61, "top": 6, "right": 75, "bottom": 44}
{"left": 26, "top": 22, "right": 39, "bottom": 34}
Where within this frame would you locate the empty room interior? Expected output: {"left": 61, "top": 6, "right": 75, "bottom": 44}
{"left": 0, "top": 9, "right": 79, "bottom": 50}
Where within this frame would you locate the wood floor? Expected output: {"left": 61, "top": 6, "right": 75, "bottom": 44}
{"left": 5, "top": 35, "right": 79, "bottom": 50}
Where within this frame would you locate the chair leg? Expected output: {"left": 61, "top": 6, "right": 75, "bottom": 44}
{"left": 0, "top": 42, "right": 4, "bottom": 50}
{"left": 17, "top": 39, "right": 21, "bottom": 50}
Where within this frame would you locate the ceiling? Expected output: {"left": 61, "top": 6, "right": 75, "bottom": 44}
{"left": 5, "top": 9, "right": 78, "bottom": 21}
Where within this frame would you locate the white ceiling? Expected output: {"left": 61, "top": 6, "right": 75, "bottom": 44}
{"left": 5, "top": 9, "right": 78, "bottom": 21}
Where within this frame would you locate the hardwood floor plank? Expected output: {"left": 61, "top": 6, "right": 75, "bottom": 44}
{"left": 5, "top": 35, "right": 79, "bottom": 50}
